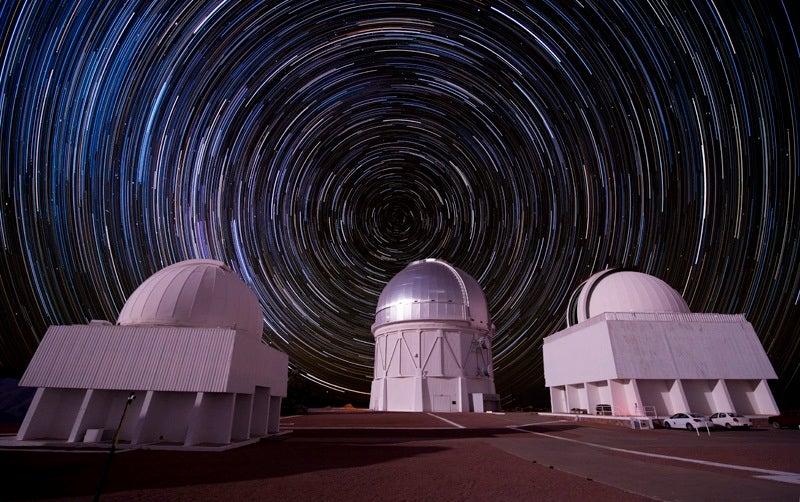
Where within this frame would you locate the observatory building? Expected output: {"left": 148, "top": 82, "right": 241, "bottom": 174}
{"left": 369, "top": 258, "right": 499, "bottom": 412}
{"left": 543, "top": 269, "right": 779, "bottom": 418}
{"left": 15, "top": 259, "right": 288, "bottom": 449}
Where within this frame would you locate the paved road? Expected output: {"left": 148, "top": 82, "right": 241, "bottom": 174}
{"left": 490, "top": 426, "right": 800, "bottom": 501}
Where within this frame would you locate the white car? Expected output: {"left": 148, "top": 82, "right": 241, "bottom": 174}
{"left": 709, "top": 412, "right": 751, "bottom": 429}
{"left": 663, "top": 413, "right": 713, "bottom": 430}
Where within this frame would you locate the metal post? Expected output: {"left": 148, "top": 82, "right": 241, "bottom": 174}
{"left": 94, "top": 392, "right": 136, "bottom": 501}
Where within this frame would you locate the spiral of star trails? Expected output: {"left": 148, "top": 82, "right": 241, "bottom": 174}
{"left": 0, "top": 0, "right": 798, "bottom": 405}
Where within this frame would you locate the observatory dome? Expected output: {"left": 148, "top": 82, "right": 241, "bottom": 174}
{"left": 567, "top": 269, "right": 689, "bottom": 326}
{"left": 374, "top": 258, "right": 490, "bottom": 331}
{"left": 117, "top": 259, "right": 263, "bottom": 338}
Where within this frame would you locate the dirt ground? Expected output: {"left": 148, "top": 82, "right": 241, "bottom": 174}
{"left": 2, "top": 429, "right": 642, "bottom": 501}
{"left": 2, "top": 411, "right": 798, "bottom": 501}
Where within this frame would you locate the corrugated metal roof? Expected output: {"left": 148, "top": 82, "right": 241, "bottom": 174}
{"left": 20, "top": 325, "right": 236, "bottom": 392}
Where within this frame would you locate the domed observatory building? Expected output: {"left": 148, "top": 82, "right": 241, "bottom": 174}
{"left": 543, "top": 269, "right": 779, "bottom": 420}
{"left": 15, "top": 260, "right": 287, "bottom": 449}
{"left": 369, "top": 259, "right": 499, "bottom": 412}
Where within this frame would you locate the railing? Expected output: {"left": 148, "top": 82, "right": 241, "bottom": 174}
{"left": 601, "top": 312, "right": 746, "bottom": 323}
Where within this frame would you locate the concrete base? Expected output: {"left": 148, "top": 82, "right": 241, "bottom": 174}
{"left": 539, "top": 412, "right": 774, "bottom": 430}
{"left": 17, "top": 387, "right": 284, "bottom": 449}
{"left": 142, "top": 437, "right": 261, "bottom": 452}
{"left": 539, "top": 412, "right": 655, "bottom": 429}
{"left": 0, "top": 431, "right": 289, "bottom": 452}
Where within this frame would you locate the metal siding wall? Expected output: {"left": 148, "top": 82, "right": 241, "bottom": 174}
{"left": 543, "top": 321, "right": 616, "bottom": 387}
{"left": 608, "top": 320, "right": 777, "bottom": 379}
{"left": 20, "top": 325, "right": 236, "bottom": 392}
{"left": 226, "top": 335, "right": 288, "bottom": 396}
{"left": 386, "top": 334, "right": 403, "bottom": 378}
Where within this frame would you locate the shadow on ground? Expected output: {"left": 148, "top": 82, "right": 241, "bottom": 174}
{"left": 0, "top": 422, "right": 588, "bottom": 499}
{"left": 1, "top": 440, "right": 455, "bottom": 499}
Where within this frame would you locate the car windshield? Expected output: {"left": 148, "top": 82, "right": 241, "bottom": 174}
{"left": 689, "top": 414, "right": 704, "bottom": 418}
{"left": 728, "top": 413, "right": 742, "bottom": 417}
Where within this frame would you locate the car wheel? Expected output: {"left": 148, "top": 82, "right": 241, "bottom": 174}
{"left": 725, "top": 423, "right": 731, "bottom": 429}
{"left": 772, "top": 421, "right": 781, "bottom": 429}
{"left": 664, "top": 422, "right": 671, "bottom": 429}
{"left": 686, "top": 423, "right": 694, "bottom": 431}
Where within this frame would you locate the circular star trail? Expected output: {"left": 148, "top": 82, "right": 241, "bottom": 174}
{"left": 1, "top": 0, "right": 798, "bottom": 405}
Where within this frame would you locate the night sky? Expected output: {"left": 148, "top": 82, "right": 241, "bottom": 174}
{"left": 1, "top": 1, "right": 798, "bottom": 406}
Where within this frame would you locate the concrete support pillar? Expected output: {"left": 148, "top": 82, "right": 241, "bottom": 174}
{"left": 131, "top": 390, "right": 155, "bottom": 445}
{"left": 457, "top": 377, "right": 469, "bottom": 412}
{"left": 754, "top": 379, "right": 780, "bottom": 415}
{"left": 629, "top": 379, "right": 644, "bottom": 416}
{"left": 383, "top": 379, "right": 389, "bottom": 411}
{"left": 17, "top": 388, "right": 84, "bottom": 441}
{"left": 414, "top": 376, "right": 425, "bottom": 411}
{"left": 185, "top": 392, "right": 234, "bottom": 446}
{"left": 549, "top": 386, "right": 567, "bottom": 413}
{"left": 564, "top": 385, "right": 572, "bottom": 412}
{"left": 267, "top": 396, "right": 282, "bottom": 434}
{"left": 231, "top": 393, "right": 253, "bottom": 441}
{"left": 711, "top": 379, "right": 735, "bottom": 413}
{"left": 185, "top": 392, "right": 204, "bottom": 445}
{"left": 16, "top": 388, "right": 45, "bottom": 440}
{"left": 669, "top": 380, "right": 690, "bottom": 413}
{"left": 249, "top": 387, "right": 270, "bottom": 437}
{"left": 607, "top": 380, "right": 624, "bottom": 415}
{"left": 584, "top": 382, "right": 599, "bottom": 414}
{"left": 67, "top": 389, "right": 96, "bottom": 442}
{"left": 579, "top": 384, "right": 590, "bottom": 413}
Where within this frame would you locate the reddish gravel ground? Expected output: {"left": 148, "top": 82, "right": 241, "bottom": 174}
{"left": 0, "top": 429, "right": 644, "bottom": 501}
{"left": 2, "top": 411, "right": 798, "bottom": 501}
{"left": 282, "top": 411, "right": 449, "bottom": 428}
{"left": 283, "top": 411, "right": 553, "bottom": 430}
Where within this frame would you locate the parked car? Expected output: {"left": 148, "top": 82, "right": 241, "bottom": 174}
{"left": 768, "top": 411, "right": 800, "bottom": 429}
{"left": 570, "top": 408, "right": 588, "bottom": 414}
{"left": 662, "top": 413, "right": 713, "bottom": 430}
{"left": 709, "top": 412, "right": 751, "bottom": 429}
{"left": 595, "top": 404, "right": 612, "bottom": 416}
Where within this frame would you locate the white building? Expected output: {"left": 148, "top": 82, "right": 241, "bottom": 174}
{"left": 15, "top": 259, "right": 288, "bottom": 449}
{"left": 544, "top": 269, "right": 779, "bottom": 418}
{"left": 369, "top": 259, "right": 499, "bottom": 412}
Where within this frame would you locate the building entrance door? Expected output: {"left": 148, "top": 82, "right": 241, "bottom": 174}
{"left": 432, "top": 394, "right": 454, "bottom": 412}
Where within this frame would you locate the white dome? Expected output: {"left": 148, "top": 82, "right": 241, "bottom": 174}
{"left": 374, "top": 258, "right": 490, "bottom": 331}
{"left": 117, "top": 259, "right": 263, "bottom": 338}
{"left": 567, "top": 269, "right": 689, "bottom": 325}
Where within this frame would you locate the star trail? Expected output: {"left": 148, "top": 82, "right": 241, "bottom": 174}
{"left": 1, "top": 0, "right": 798, "bottom": 405}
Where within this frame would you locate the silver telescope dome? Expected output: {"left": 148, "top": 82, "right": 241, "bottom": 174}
{"left": 374, "top": 258, "right": 490, "bottom": 331}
